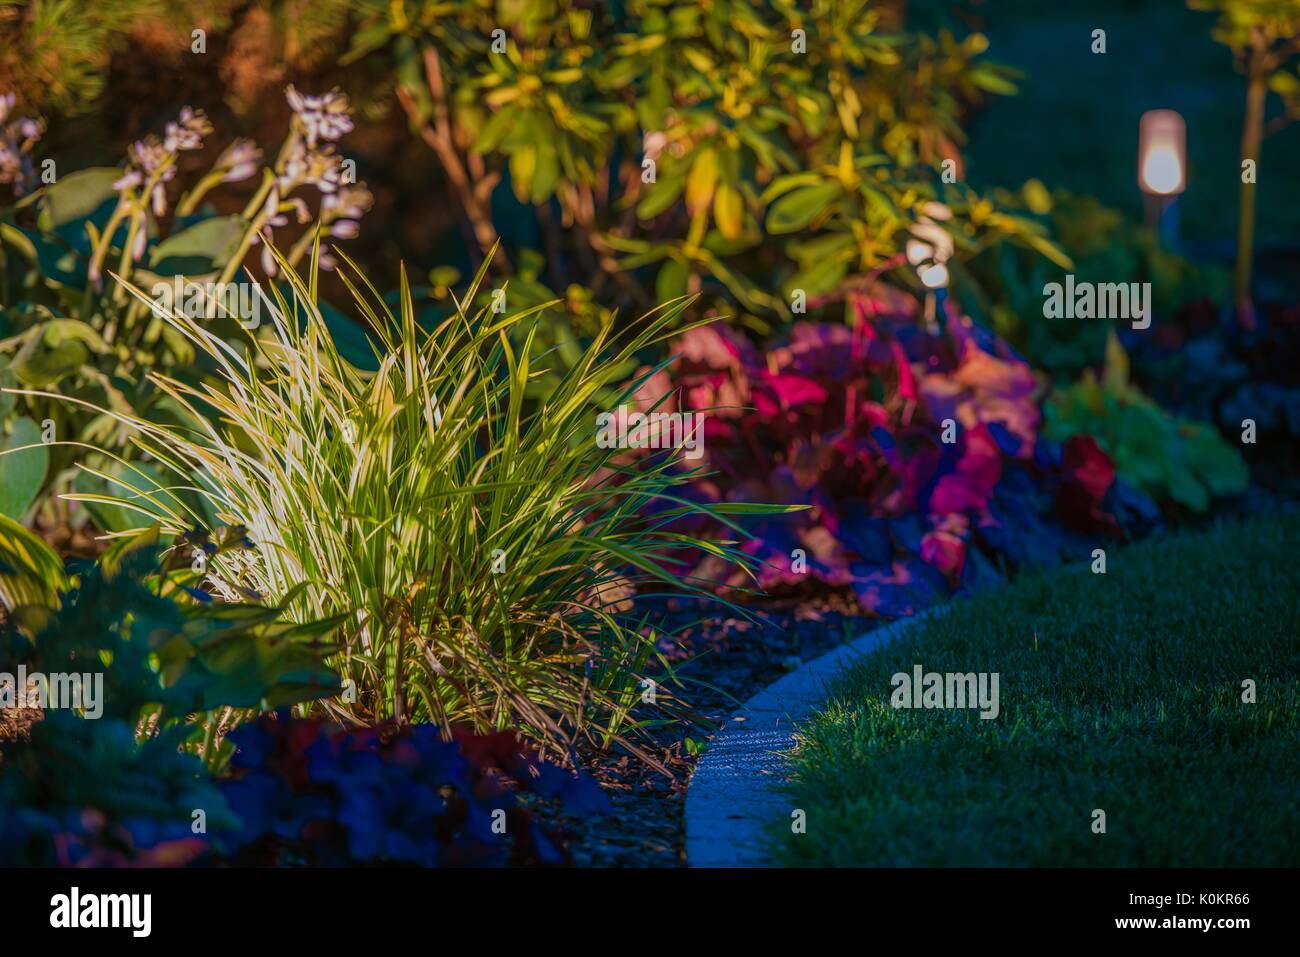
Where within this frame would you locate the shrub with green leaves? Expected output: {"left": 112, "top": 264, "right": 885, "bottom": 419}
{"left": 350, "top": 0, "right": 1064, "bottom": 332}
{"left": 76, "top": 247, "right": 778, "bottom": 759}
{"left": 3, "top": 3, "right": 1078, "bottom": 488}
{"left": 1045, "top": 335, "right": 1248, "bottom": 513}
{"left": 0, "top": 2, "right": 236, "bottom": 118}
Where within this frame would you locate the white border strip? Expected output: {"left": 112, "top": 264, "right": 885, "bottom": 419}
{"left": 684, "top": 609, "right": 944, "bottom": 867}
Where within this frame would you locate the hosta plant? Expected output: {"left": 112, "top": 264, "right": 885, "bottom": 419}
{"left": 1045, "top": 334, "right": 1249, "bottom": 513}
{"left": 74, "top": 246, "right": 777, "bottom": 761}
{"left": 1, "top": 520, "right": 345, "bottom": 755}
{"left": 0, "top": 87, "right": 372, "bottom": 525}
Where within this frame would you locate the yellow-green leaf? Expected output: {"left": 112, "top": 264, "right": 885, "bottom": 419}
{"left": 713, "top": 184, "right": 744, "bottom": 241}
{"left": 685, "top": 148, "right": 719, "bottom": 214}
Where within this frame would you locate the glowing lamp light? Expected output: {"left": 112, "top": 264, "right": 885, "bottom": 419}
{"left": 1138, "top": 110, "right": 1186, "bottom": 196}
{"left": 919, "top": 262, "right": 949, "bottom": 289}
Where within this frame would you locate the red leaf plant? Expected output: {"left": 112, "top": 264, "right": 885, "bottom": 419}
{"left": 655, "top": 292, "right": 1152, "bottom": 617}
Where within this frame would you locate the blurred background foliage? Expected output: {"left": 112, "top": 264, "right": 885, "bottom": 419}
{"left": 0, "top": 0, "right": 1057, "bottom": 523}
{"left": 0, "top": 0, "right": 1284, "bottom": 529}
{"left": 917, "top": 0, "right": 1300, "bottom": 292}
{"left": 1, "top": 0, "right": 1059, "bottom": 317}
{"left": 6, "top": 0, "right": 1296, "bottom": 285}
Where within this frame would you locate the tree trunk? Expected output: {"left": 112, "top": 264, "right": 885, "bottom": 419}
{"left": 1236, "top": 69, "right": 1267, "bottom": 329}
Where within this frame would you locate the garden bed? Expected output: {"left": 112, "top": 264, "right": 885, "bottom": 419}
{"left": 2, "top": 0, "right": 1298, "bottom": 876}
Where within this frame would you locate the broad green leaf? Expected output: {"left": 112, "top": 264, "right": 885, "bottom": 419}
{"left": 72, "top": 459, "right": 186, "bottom": 534}
{"left": 759, "top": 172, "right": 825, "bottom": 205}
{"left": 1183, "top": 427, "right": 1249, "bottom": 497}
{"left": 685, "top": 148, "right": 718, "bottom": 213}
{"left": 766, "top": 183, "right": 842, "bottom": 234}
{"left": 36, "top": 167, "right": 121, "bottom": 235}
{"left": 11, "top": 317, "right": 106, "bottom": 387}
{"left": 0, "top": 416, "right": 49, "bottom": 520}
{"left": 146, "top": 215, "right": 246, "bottom": 278}
{"left": 0, "top": 355, "right": 16, "bottom": 418}
{"left": 509, "top": 144, "right": 539, "bottom": 202}
{"left": 859, "top": 183, "right": 895, "bottom": 218}
{"left": 473, "top": 105, "right": 518, "bottom": 154}
{"left": 713, "top": 183, "right": 744, "bottom": 241}
{"left": 19, "top": 225, "right": 87, "bottom": 286}
{"left": 636, "top": 173, "right": 686, "bottom": 219}
{"left": 1165, "top": 464, "right": 1209, "bottom": 512}
{"left": 656, "top": 258, "right": 690, "bottom": 303}
{"left": 788, "top": 231, "right": 856, "bottom": 264}
{"left": 531, "top": 141, "right": 560, "bottom": 203}
{"left": 786, "top": 255, "right": 848, "bottom": 298}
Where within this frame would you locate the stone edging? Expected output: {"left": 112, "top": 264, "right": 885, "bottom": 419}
{"left": 683, "top": 610, "right": 939, "bottom": 867}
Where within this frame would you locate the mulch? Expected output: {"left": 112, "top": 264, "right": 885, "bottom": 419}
{"left": 0, "top": 706, "right": 41, "bottom": 748}
{"left": 555, "top": 592, "right": 874, "bottom": 867}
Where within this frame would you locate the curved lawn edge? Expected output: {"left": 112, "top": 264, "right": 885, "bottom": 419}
{"left": 684, "top": 609, "right": 944, "bottom": 867}
{"left": 766, "top": 512, "right": 1300, "bottom": 867}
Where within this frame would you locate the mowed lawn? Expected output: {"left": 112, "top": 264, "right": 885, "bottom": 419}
{"left": 777, "top": 511, "right": 1300, "bottom": 866}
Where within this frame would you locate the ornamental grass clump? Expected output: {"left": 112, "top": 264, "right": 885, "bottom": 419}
{"left": 64, "top": 246, "right": 770, "bottom": 759}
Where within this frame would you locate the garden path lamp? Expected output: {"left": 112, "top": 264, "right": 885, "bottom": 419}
{"left": 909, "top": 204, "right": 953, "bottom": 334}
{"left": 919, "top": 262, "right": 949, "bottom": 334}
{"left": 1138, "top": 109, "right": 1185, "bottom": 250}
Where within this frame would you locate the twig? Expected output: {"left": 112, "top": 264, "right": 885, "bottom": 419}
{"left": 394, "top": 47, "right": 509, "bottom": 272}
